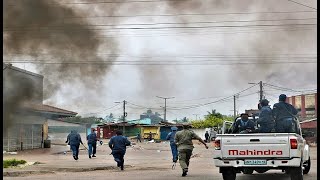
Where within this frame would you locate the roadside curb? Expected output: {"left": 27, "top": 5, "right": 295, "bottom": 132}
{"left": 3, "top": 170, "right": 55, "bottom": 177}
{"left": 3, "top": 165, "right": 133, "bottom": 177}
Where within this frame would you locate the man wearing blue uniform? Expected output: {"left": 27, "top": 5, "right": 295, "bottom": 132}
{"left": 108, "top": 130, "right": 131, "bottom": 170}
{"left": 257, "top": 99, "right": 274, "bottom": 133}
{"left": 87, "top": 128, "right": 99, "bottom": 158}
{"left": 66, "top": 130, "right": 83, "bottom": 160}
{"left": 166, "top": 126, "right": 178, "bottom": 163}
{"left": 272, "top": 94, "right": 298, "bottom": 133}
{"left": 232, "top": 113, "right": 255, "bottom": 133}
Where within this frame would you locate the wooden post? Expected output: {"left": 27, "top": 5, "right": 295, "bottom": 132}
{"left": 32, "top": 125, "right": 34, "bottom": 149}
{"left": 7, "top": 130, "right": 10, "bottom": 152}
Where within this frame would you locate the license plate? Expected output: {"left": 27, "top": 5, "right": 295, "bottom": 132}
{"left": 244, "top": 160, "right": 267, "bottom": 165}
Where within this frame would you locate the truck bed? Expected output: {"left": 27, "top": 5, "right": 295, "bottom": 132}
{"left": 216, "top": 133, "right": 300, "bottom": 160}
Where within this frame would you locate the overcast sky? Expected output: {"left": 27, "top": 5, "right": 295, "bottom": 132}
{"left": 5, "top": 0, "right": 317, "bottom": 121}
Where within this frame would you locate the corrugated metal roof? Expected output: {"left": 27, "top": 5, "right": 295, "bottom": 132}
{"left": 21, "top": 103, "right": 77, "bottom": 115}
{"left": 3, "top": 63, "right": 43, "bottom": 78}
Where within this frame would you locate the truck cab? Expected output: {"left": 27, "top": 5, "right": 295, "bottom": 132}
{"left": 213, "top": 116, "right": 311, "bottom": 180}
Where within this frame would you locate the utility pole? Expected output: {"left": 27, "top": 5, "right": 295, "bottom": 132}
{"left": 249, "top": 81, "right": 264, "bottom": 103}
{"left": 123, "top": 100, "right": 127, "bottom": 135}
{"left": 193, "top": 114, "right": 199, "bottom": 120}
{"left": 233, "top": 95, "right": 237, "bottom": 119}
{"left": 156, "top": 96, "right": 175, "bottom": 122}
{"left": 259, "top": 81, "right": 263, "bottom": 102}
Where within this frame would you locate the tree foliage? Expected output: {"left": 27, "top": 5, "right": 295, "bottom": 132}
{"left": 63, "top": 116, "right": 102, "bottom": 124}
{"left": 191, "top": 109, "right": 232, "bottom": 128}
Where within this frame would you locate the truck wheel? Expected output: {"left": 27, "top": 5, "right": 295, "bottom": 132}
{"left": 242, "top": 168, "right": 254, "bottom": 174}
{"left": 290, "top": 163, "right": 303, "bottom": 180}
{"left": 222, "top": 169, "right": 236, "bottom": 180}
{"left": 303, "top": 157, "right": 311, "bottom": 174}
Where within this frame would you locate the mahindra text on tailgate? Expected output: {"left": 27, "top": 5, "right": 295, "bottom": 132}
{"left": 221, "top": 135, "right": 290, "bottom": 159}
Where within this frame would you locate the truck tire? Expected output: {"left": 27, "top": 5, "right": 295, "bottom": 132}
{"left": 290, "top": 163, "right": 303, "bottom": 180}
{"left": 222, "top": 169, "right": 236, "bottom": 180}
{"left": 242, "top": 168, "right": 254, "bottom": 174}
{"left": 303, "top": 157, "right": 311, "bottom": 174}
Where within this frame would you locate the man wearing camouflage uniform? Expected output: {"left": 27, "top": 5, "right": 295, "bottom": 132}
{"left": 174, "top": 124, "right": 208, "bottom": 177}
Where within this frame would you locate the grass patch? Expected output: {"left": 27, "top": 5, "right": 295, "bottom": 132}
{"left": 3, "top": 159, "right": 27, "bottom": 168}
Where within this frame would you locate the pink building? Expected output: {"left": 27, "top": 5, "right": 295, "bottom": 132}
{"left": 286, "top": 93, "right": 317, "bottom": 119}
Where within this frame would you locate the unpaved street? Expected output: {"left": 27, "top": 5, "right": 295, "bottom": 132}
{"left": 3, "top": 141, "right": 317, "bottom": 180}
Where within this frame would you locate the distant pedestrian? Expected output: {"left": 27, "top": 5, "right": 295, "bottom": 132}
{"left": 205, "top": 131, "right": 210, "bottom": 142}
{"left": 211, "top": 129, "right": 217, "bottom": 141}
{"left": 108, "top": 130, "right": 131, "bottom": 170}
{"left": 66, "top": 130, "right": 83, "bottom": 160}
{"left": 175, "top": 124, "right": 208, "bottom": 177}
{"left": 136, "top": 132, "right": 142, "bottom": 143}
{"left": 148, "top": 132, "right": 153, "bottom": 141}
{"left": 166, "top": 126, "right": 178, "bottom": 163}
{"left": 87, "top": 128, "right": 99, "bottom": 158}
{"left": 272, "top": 94, "right": 298, "bottom": 133}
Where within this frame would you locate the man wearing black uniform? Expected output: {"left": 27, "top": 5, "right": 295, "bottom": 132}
{"left": 232, "top": 113, "right": 255, "bottom": 134}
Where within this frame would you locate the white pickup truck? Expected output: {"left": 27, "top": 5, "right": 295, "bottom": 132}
{"left": 213, "top": 117, "right": 311, "bottom": 180}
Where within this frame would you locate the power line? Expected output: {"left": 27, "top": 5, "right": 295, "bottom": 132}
{"left": 166, "top": 84, "right": 259, "bottom": 110}
{"left": 82, "top": 103, "right": 121, "bottom": 115}
{"left": 288, "top": 0, "right": 317, "bottom": 10}
{"left": 4, "top": 61, "right": 316, "bottom": 66}
{"left": 3, "top": 23, "right": 317, "bottom": 32}
{"left": 264, "top": 83, "right": 317, "bottom": 93}
{"left": 4, "top": 52, "right": 317, "bottom": 57}
{"left": 5, "top": 26, "right": 315, "bottom": 38}
{"left": 4, "top": 17, "right": 317, "bottom": 29}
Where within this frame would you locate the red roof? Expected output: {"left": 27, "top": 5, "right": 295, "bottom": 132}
{"left": 300, "top": 119, "right": 317, "bottom": 129}
{"left": 21, "top": 103, "right": 77, "bottom": 115}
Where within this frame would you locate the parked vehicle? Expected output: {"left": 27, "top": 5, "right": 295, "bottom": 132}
{"left": 213, "top": 116, "right": 311, "bottom": 180}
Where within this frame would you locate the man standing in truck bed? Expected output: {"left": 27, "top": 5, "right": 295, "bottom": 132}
{"left": 272, "top": 94, "right": 298, "bottom": 133}
{"left": 175, "top": 123, "right": 208, "bottom": 177}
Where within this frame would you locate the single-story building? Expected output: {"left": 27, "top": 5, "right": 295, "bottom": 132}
{"left": 97, "top": 122, "right": 136, "bottom": 139}
{"left": 3, "top": 64, "right": 78, "bottom": 151}
{"left": 300, "top": 118, "right": 317, "bottom": 143}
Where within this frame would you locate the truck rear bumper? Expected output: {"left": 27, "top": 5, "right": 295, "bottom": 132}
{"left": 213, "top": 158, "right": 301, "bottom": 168}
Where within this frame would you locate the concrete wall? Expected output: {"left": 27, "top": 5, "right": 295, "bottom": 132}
{"left": 190, "top": 128, "right": 212, "bottom": 140}
{"left": 47, "top": 119, "right": 87, "bottom": 144}
{"left": 48, "top": 133, "right": 87, "bottom": 144}
{"left": 3, "top": 65, "right": 43, "bottom": 103}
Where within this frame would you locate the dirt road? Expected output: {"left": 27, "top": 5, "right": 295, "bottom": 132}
{"left": 3, "top": 141, "right": 317, "bottom": 180}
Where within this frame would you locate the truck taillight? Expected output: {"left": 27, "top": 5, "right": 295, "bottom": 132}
{"left": 214, "top": 140, "right": 221, "bottom": 150}
{"left": 290, "top": 139, "right": 298, "bottom": 149}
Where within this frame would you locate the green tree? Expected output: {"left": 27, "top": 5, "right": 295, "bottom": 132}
{"left": 190, "top": 110, "right": 226, "bottom": 128}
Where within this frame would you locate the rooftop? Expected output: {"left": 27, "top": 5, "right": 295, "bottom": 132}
{"left": 21, "top": 103, "right": 77, "bottom": 116}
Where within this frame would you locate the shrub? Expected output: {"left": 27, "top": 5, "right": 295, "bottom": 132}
{"left": 3, "top": 159, "right": 27, "bottom": 168}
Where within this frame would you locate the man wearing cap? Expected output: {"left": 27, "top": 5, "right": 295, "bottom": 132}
{"left": 257, "top": 99, "right": 274, "bottom": 133}
{"left": 272, "top": 94, "right": 298, "bottom": 133}
{"left": 232, "top": 113, "right": 255, "bottom": 133}
{"left": 175, "top": 124, "right": 208, "bottom": 177}
{"left": 87, "top": 128, "right": 99, "bottom": 158}
{"left": 166, "top": 126, "right": 178, "bottom": 163}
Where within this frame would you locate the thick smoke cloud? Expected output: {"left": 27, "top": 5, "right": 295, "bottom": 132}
{"left": 3, "top": 0, "right": 316, "bottom": 119}
{"left": 4, "top": 0, "right": 118, "bottom": 100}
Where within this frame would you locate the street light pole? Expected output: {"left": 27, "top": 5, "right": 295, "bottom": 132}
{"left": 156, "top": 96, "right": 175, "bottom": 122}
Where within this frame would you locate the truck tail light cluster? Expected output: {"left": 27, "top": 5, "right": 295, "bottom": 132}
{"left": 214, "top": 140, "right": 221, "bottom": 150}
{"left": 290, "top": 139, "right": 298, "bottom": 149}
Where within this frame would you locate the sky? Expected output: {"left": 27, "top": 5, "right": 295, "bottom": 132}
{"left": 4, "top": 0, "right": 317, "bottom": 121}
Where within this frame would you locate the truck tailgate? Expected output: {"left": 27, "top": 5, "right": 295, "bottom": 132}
{"left": 220, "top": 134, "right": 290, "bottom": 158}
